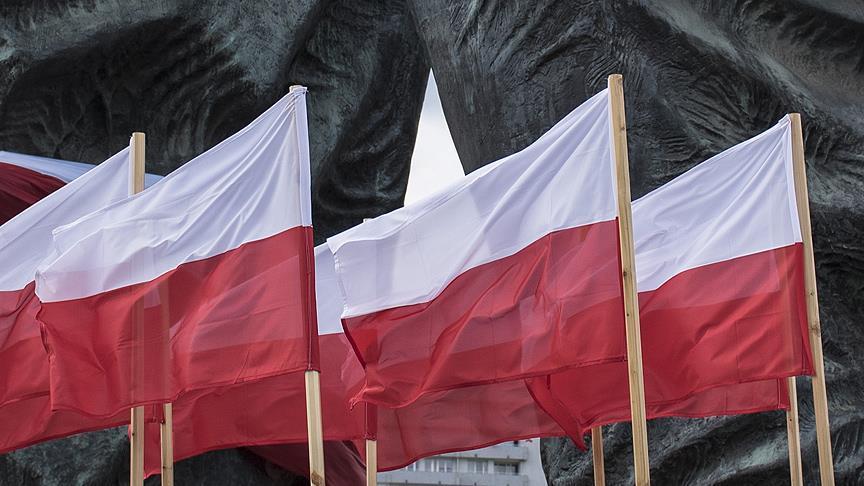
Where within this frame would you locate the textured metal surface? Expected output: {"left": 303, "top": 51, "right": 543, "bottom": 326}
{"left": 0, "top": 0, "right": 429, "bottom": 243}
{"left": 1, "top": 0, "right": 862, "bottom": 484}
{"left": 409, "top": 1, "right": 863, "bottom": 484}
{"left": 0, "top": 1, "right": 427, "bottom": 484}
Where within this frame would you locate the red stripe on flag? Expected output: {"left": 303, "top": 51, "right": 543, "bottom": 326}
{"left": 530, "top": 244, "right": 811, "bottom": 444}
{"left": 141, "top": 332, "right": 566, "bottom": 475}
{"left": 251, "top": 442, "right": 366, "bottom": 484}
{"left": 140, "top": 332, "right": 366, "bottom": 478}
{"left": 342, "top": 219, "right": 626, "bottom": 408}
{"left": 0, "top": 283, "right": 44, "bottom": 407}
{"left": 0, "top": 162, "right": 65, "bottom": 225}
{"left": 0, "top": 283, "right": 141, "bottom": 453}
{"left": 374, "top": 379, "right": 566, "bottom": 471}
{"left": 39, "top": 226, "right": 318, "bottom": 418}
{"left": 0, "top": 393, "right": 136, "bottom": 454}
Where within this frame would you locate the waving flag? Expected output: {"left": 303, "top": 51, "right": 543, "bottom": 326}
{"left": 139, "top": 244, "right": 364, "bottom": 481}
{"left": 0, "top": 151, "right": 89, "bottom": 225}
{"left": 140, "top": 244, "right": 566, "bottom": 477}
{"left": 0, "top": 149, "right": 148, "bottom": 453}
{"left": 530, "top": 115, "right": 812, "bottom": 438}
{"left": 36, "top": 88, "right": 317, "bottom": 418}
{"left": 0, "top": 151, "right": 160, "bottom": 225}
{"left": 251, "top": 442, "right": 366, "bottom": 484}
{"left": 328, "top": 88, "right": 626, "bottom": 409}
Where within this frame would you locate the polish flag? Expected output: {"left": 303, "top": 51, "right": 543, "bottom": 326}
{"left": 529, "top": 116, "right": 812, "bottom": 439}
{"left": 140, "top": 244, "right": 566, "bottom": 478}
{"left": 36, "top": 88, "right": 318, "bottom": 418}
{"left": 0, "top": 151, "right": 90, "bottom": 225}
{"left": 0, "top": 151, "right": 161, "bottom": 225}
{"left": 139, "top": 244, "right": 366, "bottom": 480}
{"left": 0, "top": 149, "right": 151, "bottom": 453}
{"left": 328, "top": 88, "right": 626, "bottom": 409}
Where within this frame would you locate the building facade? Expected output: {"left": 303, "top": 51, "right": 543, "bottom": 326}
{"left": 378, "top": 439, "right": 546, "bottom": 486}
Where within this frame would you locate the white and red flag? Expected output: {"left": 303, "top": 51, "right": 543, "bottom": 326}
{"left": 139, "top": 243, "right": 566, "bottom": 475}
{"left": 0, "top": 151, "right": 91, "bottom": 224}
{"left": 0, "top": 149, "right": 150, "bottom": 453}
{"left": 35, "top": 88, "right": 318, "bottom": 417}
{"left": 529, "top": 115, "right": 813, "bottom": 437}
{"left": 139, "top": 244, "right": 365, "bottom": 482}
{"left": 0, "top": 151, "right": 161, "bottom": 225}
{"left": 327, "top": 88, "right": 627, "bottom": 409}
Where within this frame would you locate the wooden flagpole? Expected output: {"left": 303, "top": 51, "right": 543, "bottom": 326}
{"left": 292, "top": 84, "right": 326, "bottom": 486}
{"left": 608, "top": 74, "right": 651, "bottom": 486}
{"left": 789, "top": 113, "right": 835, "bottom": 485}
{"left": 305, "top": 370, "right": 326, "bottom": 485}
{"left": 592, "top": 427, "right": 605, "bottom": 486}
{"left": 129, "top": 132, "right": 146, "bottom": 486}
{"left": 786, "top": 377, "right": 803, "bottom": 485}
{"left": 158, "top": 282, "right": 174, "bottom": 484}
{"left": 130, "top": 406, "right": 144, "bottom": 486}
{"left": 366, "top": 438, "right": 378, "bottom": 486}
{"left": 361, "top": 219, "right": 377, "bottom": 486}
{"left": 161, "top": 402, "right": 174, "bottom": 485}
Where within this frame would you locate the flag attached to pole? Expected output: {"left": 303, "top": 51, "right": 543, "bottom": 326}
{"left": 139, "top": 244, "right": 365, "bottom": 482}
{"left": 327, "top": 88, "right": 626, "bottom": 409}
{"left": 0, "top": 149, "right": 152, "bottom": 453}
{"left": 139, "top": 243, "right": 566, "bottom": 476}
{"left": 35, "top": 88, "right": 317, "bottom": 418}
{"left": 0, "top": 151, "right": 161, "bottom": 225}
{"left": 530, "top": 115, "right": 813, "bottom": 439}
{"left": 0, "top": 151, "right": 90, "bottom": 225}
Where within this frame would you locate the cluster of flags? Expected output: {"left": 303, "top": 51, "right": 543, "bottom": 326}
{"left": 0, "top": 76, "right": 833, "bottom": 486}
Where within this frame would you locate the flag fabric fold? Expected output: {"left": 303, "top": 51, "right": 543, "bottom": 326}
{"left": 36, "top": 88, "right": 317, "bottom": 418}
{"left": 0, "top": 149, "right": 151, "bottom": 453}
{"left": 0, "top": 162, "right": 64, "bottom": 226}
{"left": 250, "top": 442, "right": 366, "bottom": 484}
{"left": 328, "top": 88, "right": 626, "bottom": 409}
{"left": 0, "top": 151, "right": 93, "bottom": 225}
{"left": 140, "top": 244, "right": 364, "bottom": 478}
{"left": 0, "top": 151, "right": 161, "bottom": 225}
{"left": 0, "top": 151, "right": 98, "bottom": 184}
{"left": 141, "top": 244, "right": 567, "bottom": 477}
{"left": 530, "top": 115, "right": 813, "bottom": 440}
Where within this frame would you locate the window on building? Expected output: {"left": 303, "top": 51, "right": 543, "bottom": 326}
{"left": 433, "top": 458, "right": 456, "bottom": 473}
{"left": 466, "top": 459, "right": 488, "bottom": 474}
{"left": 494, "top": 462, "right": 519, "bottom": 475}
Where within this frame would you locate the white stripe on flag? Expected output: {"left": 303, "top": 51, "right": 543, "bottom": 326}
{"left": 36, "top": 89, "right": 311, "bottom": 302}
{"left": 328, "top": 89, "right": 617, "bottom": 318}
{"left": 0, "top": 149, "right": 131, "bottom": 291}
{"left": 633, "top": 116, "right": 801, "bottom": 292}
